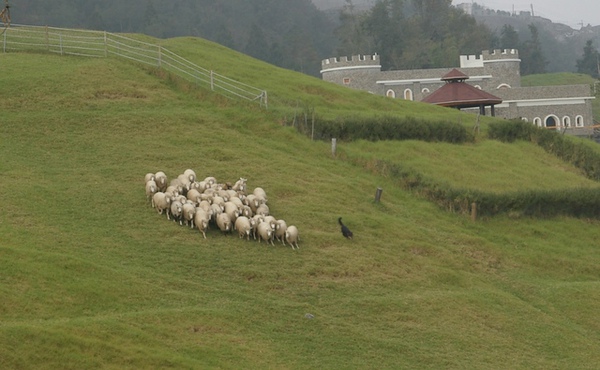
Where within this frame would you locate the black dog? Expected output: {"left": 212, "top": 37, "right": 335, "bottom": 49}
{"left": 338, "top": 217, "right": 353, "bottom": 239}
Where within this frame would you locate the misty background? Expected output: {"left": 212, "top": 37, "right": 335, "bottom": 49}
{"left": 7, "top": 0, "right": 600, "bottom": 77}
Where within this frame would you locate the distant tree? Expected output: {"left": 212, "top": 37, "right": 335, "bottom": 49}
{"left": 520, "top": 24, "right": 547, "bottom": 75}
{"left": 245, "top": 23, "right": 271, "bottom": 61}
{"left": 576, "top": 40, "right": 600, "bottom": 79}
{"left": 335, "top": 0, "right": 371, "bottom": 56}
{"left": 499, "top": 24, "right": 519, "bottom": 49}
{"left": 362, "top": 0, "right": 406, "bottom": 69}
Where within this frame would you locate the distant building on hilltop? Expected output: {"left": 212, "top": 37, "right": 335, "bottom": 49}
{"left": 320, "top": 49, "right": 595, "bottom": 137}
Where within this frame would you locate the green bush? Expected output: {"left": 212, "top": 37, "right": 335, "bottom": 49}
{"left": 358, "top": 157, "right": 600, "bottom": 219}
{"left": 302, "top": 116, "right": 470, "bottom": 143}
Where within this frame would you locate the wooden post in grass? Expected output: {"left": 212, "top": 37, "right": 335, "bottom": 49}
{"left": 471, "top": 202, "right": 477, "bottom": 221}
{"left": 375, "top": 187, "right": 383, "bottom": 203}
{"left": 331, "top": 138, "right": 337, "bottom": 158}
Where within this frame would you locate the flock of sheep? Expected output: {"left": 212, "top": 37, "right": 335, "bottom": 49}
{"left": 144, "top": 169, "right": 300, "bottom": 249}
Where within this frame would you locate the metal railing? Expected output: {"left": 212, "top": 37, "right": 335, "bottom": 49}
{"left": 1, "top": 24, "right": 268, "bottom": 108}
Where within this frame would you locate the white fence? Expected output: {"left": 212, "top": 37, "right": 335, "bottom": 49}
{"left": 1, "top": 24, "right": 268, "bottom": 108}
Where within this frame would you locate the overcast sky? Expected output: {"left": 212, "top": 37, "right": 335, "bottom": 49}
{"left": 452, "top": 1, "right": 600, "bottom": 28}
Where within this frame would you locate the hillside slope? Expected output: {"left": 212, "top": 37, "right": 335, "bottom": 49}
{"left": 1, "top": 40, "right": 600, "bottom": 369}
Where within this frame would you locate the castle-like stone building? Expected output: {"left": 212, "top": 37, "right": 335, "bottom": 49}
{"left": 321, "top": 49, "right": 595, "bottom": 137}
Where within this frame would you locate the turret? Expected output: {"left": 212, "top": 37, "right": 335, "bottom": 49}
{"left": 320, "top": 54, "right": 382, "bottom": 93}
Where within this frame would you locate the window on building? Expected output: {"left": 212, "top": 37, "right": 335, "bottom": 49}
{"left": 421, "top": 88, "right": 430, "bottom": 94}
{"left": 496, "top": 83, "right": 511, "bottom": 89}
{"left": 404, "top": 88, "right": 413, "bottom": 101}
{"left": 474, "top": 85, "right": 482, "bottom": 90}
{"left": 562, "top": 116, "right": 571, "bottom": 127}
{"left": 386, "top": 89, "right": 396, "bottom": 98}
{"left": 545, "top": 115, "right": 558, "bottom": 128}
{"left": 576, "top": 115, "right": 584, "bottom": 127}
{"left": 343, "top": 77, "right": 351, "bottom": 85}
{"left": 533, "top": 117, "right": 542, "bottom": 127}
{"left": 521, "top": 117, "right": 528, "bottom": 122}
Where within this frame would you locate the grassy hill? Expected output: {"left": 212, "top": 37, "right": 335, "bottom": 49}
{"left": 2, "top": 36, "right": 600, "bottom": 369}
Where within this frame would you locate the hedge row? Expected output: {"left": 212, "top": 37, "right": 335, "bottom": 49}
{"left": 294, "top": 115, "right": 471, "bottom": 144}
{"left": 356, "top": 158, "right": 600, "bottom": 219}
{"left": 488, "top": 120, "right": 600, "bottom": 181}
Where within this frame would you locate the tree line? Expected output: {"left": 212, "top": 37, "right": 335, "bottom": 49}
{"left": 8, "top": 0, "right": 599, "bottom": 79}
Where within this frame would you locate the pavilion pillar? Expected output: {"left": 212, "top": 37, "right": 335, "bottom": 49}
{"left": 479, "top": 105, "right": 485, "bottom": 116}
{"left": 491, "top": 105, "right": 496, "bottom": 117}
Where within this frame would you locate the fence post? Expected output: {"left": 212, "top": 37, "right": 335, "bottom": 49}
{"left": 471, "top": 202, "right": 477, "bottom": 222}
{"left": 45, "top": 25, "right": 49, "bottom": 51}
{"left": 374, "top": 187, "right": 383, "bottom": 203}
{"left": 157, "top": 45, "right": 162, "bottom": 67}
{"left": 210, "top": 71, "right": 214, "bottom": 91}
{"left": 263, "top": 91, "right": 268, "bottom": 109}
{"left": 104, "top": 31, "right": 108, "bottom": 57}
{"left": 331, "top": 138, "right": 337, "bottom": 158}
{"left": 2, "top": 28, "right": 6, "bottom": 53}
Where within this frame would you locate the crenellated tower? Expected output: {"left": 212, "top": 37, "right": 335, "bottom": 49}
{"left": 320, "top": 54, "right": 382, "bottom": 94}
{"left": 481, "top": 49, "right": 521, "bottom": 89}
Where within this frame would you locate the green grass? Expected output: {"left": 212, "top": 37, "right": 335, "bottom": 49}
{"left": 2, "top": 40, "right": 600, "bottom": 369}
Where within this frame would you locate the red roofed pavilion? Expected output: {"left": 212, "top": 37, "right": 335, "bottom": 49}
{"left": 421, "top": 69, "right": 502, "bottom": 116}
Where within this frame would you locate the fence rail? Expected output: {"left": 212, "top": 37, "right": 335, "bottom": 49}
{"left": 2, "top": 24, "right": 268, "bottom": 108}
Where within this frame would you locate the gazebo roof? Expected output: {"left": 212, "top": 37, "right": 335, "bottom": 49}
{"left": 422, "top": 68, "right": 502, "bottom": 108}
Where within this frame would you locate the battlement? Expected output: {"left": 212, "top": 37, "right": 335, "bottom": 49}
{"left": 460, "top": 54, "right": 484, "bottom": 68}
{"left": 321, "top": 54, "right": 380, "bottom": 68}
{"left": 482, "top": 49, "right": 520, "bottom": 60}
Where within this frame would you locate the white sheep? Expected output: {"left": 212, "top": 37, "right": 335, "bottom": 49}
{"left": 232, "top": 177, "right": 247, "bottom": 193}
{"left": 203, "top": 176, "right": 217, "bottom": 186}
{"left": 251, "top": 214, "right": 264, "bottom": 240}
{"left": 223, "top": 201, "right": 240, "bottom": 223}
{"left": 170, "top": 199, "right": 184, "bottom": 225}
{"left": 275, "top": 219, "right": 287, "bottom": 244}
{"left": 145, "top": 180, "right": 158, "bottom": 203}
{"left": 216, "top": 213, "right": 232, "bottom": 234}
{"left": 153, "top": 192, "right": 172, "bottom": 219}
{"left": 234, "top": 216, "right": 254, "bottom": 241}
{"left": 257, "top": 221, "right": 274, "bottom": 245}
{"left": 241, "top": 205, "right": 253, "bottom": 218}
{"left": 154, "top": 171, "right": 168, "bottom": 192}
{"left": 262, "top": 215, "right": 277, "bottom": 231}
{"left": 186, "top": 189, "right": 202, "bottom": 204}
{"left": 182, "top": 202, "right": 196, "bottom": 228}
{"left": 194, "top": 209, "right": 211, "bottom": 238}
{"left": 183, "top": 169, "right": 197, "bottom": 184}
{"left": 253, "top": 187, "right": 267, "bottom": 202}
{"left": 285, "top": 225, "right": 299, "bottom": 250}
{"left": 244, "top": 194, "right": 260, "bottom": 213}
{"left": 144, "top": 173, "right": 155, "bottom": 184}
{"left": 256, "top": 204, "right": 270, "bottom": 216}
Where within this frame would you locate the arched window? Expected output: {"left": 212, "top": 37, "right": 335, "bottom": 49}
{"left": 474, "top": 85, "right": 482, "bottom": 90}
{"left": 403, "top": 88, "right": 413, "bottom": 101}
{"left": 545, "top": 115, "right": 559, "bottom": 129}
{"left": 421, "top": 88, "right": 430, "bottom": 94}
{"left": 521, "top": 117, "right": 529, "bottom": 122}
{"left": 533, "top": 117, "right": 542, "bottom": 127}
{"left": 562, "top": 116, "right": 571, "bottom": 128}
{"left": 576, "top": 115, "right": 584, "bottom": 127}
{"left": 496, "top": 83, "right": 511, "bottom": 89}
{"left": 386, "top": 89, "right": 396, "bottom": 98}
